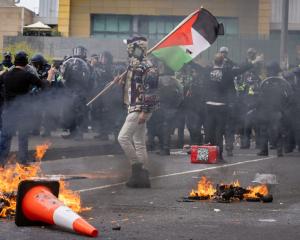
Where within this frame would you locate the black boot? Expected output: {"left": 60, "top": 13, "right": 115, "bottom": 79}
{"left": 217, "top": 152, "right": 226, "bottom": 163}
{"left": 257, "top": 150, "right": 268, "bottom": 156}
{"left": 277, "top": 148, "right": 283, "bottom": 157}
{"left": 126, "top": 163, "right": 151, "bottom": 188}
{"left": 159, "top": 148, "right": 170, "bottom": 156}
{"left": 226, "top": 149, "right": 233, "bottom": 157}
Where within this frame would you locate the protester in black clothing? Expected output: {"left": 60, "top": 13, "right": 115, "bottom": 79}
{"left": 204, "top": 53, "right": 259, "bottom": 161}
{"left": 0, "top": 51, "right": 50, "bottom": 167}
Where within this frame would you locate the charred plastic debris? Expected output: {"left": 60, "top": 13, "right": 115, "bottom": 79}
{"left": 0, "top": 192, "right": 16, "bottom": 218}
{"left": 181, "top": 176, "right": 273, "bottom": 203}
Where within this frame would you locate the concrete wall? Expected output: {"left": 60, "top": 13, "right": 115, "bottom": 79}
{"left": 0, "top": 6, "right": 34, "bottom": 50}
{"left": 5, "top": 34, "right": 300, "bottom": 66}
{"left": 3, "top": 36, "right": 128, "bottom": 61}
{"left": 58, "top": 0, "right": 270, "bottom": 38}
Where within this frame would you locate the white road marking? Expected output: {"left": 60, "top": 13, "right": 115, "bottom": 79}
{"left": 258, "top": 219, "right": 277, "bottom": 223}
{"left": 78, "top": 156, "right": 276, "bottom": 193}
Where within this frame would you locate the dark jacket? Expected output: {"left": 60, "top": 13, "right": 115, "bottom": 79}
{"left": 0, "top": 67, "right": 46, "bottom": 103}
{"left": 204, "top": 63, "right": 253, "bottom": 105}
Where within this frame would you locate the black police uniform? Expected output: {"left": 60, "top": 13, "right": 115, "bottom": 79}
{"left": 185, "top": 63, "right": 206, "bottom": 146}
{"left": 30, "top": 54, "right": 51, "bottom": 135}
{"left": 257, "top": 76, "right": 292, "bottom": 156}
{"left": 61, "top": 50, "right": 92, "bottom": 139}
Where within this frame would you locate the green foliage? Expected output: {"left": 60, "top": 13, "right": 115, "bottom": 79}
{"left": 1, "top": 41, "right": 52, "bottom": 63}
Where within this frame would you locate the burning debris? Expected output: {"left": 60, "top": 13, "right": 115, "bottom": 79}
{"left": 187, "top": 176, "right": 273, "bottom": 203}
{"left": 0, "top": 143, "right": 88, "bottom": 218}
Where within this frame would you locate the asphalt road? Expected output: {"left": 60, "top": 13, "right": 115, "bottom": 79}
{"left": 1, "top": 138, "right": 300, "bottom": 240}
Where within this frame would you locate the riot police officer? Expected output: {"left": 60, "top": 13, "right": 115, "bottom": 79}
{"left": 1, "top": 51, "right": 13, "bottom": 69}
{"left": 30, "top": 53, "right": 51, "bottom": 136}
{"left": 90, "top": 51, "right": 121, "bottom": 140}
{"left": 184, "top": 62, "right": 206, "bottom": 146}
{"left": 292, "top": 67, "right": 300, "bottom": 151}
{"left": 61, "top": 46, "right": 92, "bottom": 140}
{"left": 257, "top": 63, "right": 292, "bottom": 157}
{"left": 219, "top": 46, "right": 239, "bottom": 156}
{"left": 147, "top": 61, "right": 183, "bottom": 155}
{"left": 31, "top": 54, "right": 51, "bottom": 80}
{"left": 240, "top": 48, "right": 264, "bottom": 149}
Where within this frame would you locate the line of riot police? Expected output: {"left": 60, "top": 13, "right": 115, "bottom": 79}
{"left": 0, "top": 46, "right": 126, "bottom": 166}
{"left": 146, "top": 46, "right": 300, "bottom": 160}
{"left": 1, "top": 44, "right": 300, "bottom": 166}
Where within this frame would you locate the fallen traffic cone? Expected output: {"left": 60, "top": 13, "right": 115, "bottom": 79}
{"left": 15, "top": 179, "right": 98, "bottom": 237}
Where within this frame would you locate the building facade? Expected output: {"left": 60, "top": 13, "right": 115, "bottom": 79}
{"left": 58, "top": 0, "right": 271, "bottom": 39}
{"left": 34, "top": 0, "right": 59, "bottom": 26}
{"left": 0, "top": 1, "right": 34, "bottom": 51}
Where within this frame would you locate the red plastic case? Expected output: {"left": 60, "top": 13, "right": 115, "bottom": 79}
{"left": 190, "top": 145, "right": 219, "bottom": 164}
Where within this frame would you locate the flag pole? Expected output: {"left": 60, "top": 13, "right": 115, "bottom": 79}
{"left": 86, "top": 71, "right": 126, "bottom": 106}
{"left": 86, "top": 8, "right": 201, "bottom": 107}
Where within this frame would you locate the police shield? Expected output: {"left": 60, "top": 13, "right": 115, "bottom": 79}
{"left": 260, "top": 76, "right": 292, "bottom": 108}
{"left": 61, "top": 57, "right": 91, "bottom": 89}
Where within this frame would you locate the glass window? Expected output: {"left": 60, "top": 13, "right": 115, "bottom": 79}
{"left": 93, "top": 16, "right": 105, "bottom": 32}
{"left": 217, "top": 17, "right": 239, "bottom": 35}
{"left": 137, "top": 15, "right": 184, "bottom": 40}
{"left": 149, "top": 21, "right": 157, "bottom": 34}
{"left": 91, "top": 14, "right": 133, "bottom": 38}
{"left": 119, "top": 16, "right": 131, "bottom": 32}
{"left": 106, "top": 16, "right": 118, "bottom": 32}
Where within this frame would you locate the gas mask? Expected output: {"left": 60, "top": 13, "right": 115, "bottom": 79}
{"left": 127, "top": 39, "right": 148, "bottom": 66}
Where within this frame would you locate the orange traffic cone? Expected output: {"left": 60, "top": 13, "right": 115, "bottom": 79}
{"left": 15, "top": 180, "right": 98, "bottom": 237}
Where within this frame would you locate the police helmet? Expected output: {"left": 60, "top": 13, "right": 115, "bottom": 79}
{"left": 3, "top": 51, "right": 11, "bottom": 57}
{"left": 247, "top": 48, "right": 257, "bottom": 54}
{"left": 31, "top": 53, "right": 46, "bottom": 65}
{"left": 72, "top": 46, "right": 87, "bottom": 58}
{"left": 14, "top": 51, "right": 28, "bottom": 66}
{"left": 266, "top": 61, "right": 281, "bottom": 75}
{"left": 219, "top": 46, "right": 229, "bottom": 53}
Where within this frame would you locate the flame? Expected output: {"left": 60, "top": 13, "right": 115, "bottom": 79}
{"left": 189, "top": 176, "right": 216, "bottom": 198}
{"left": 0, "top": 142, "right": 87, "bottom": 218}
{"left": 188, "top": 177, "right": 269, "bottom": 202}
{"left": 58, "top": 181, "right": 91, "bottom": 213}
{"left": 35, "top": 142, "right": 51, "bottom": 161}
{"left": 232, "top": 180, "right": 241, "bottom": 187}
{"left": 243, "top": 184, "right": 269, "bottom": 199}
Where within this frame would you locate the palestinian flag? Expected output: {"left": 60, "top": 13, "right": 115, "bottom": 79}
{"left": 150, "top": 8, "right": 224, "bottom": 71}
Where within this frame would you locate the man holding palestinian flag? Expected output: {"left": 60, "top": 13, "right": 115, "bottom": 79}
{"left": 109, "top": 8, "right": 227, "bottom": 188}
